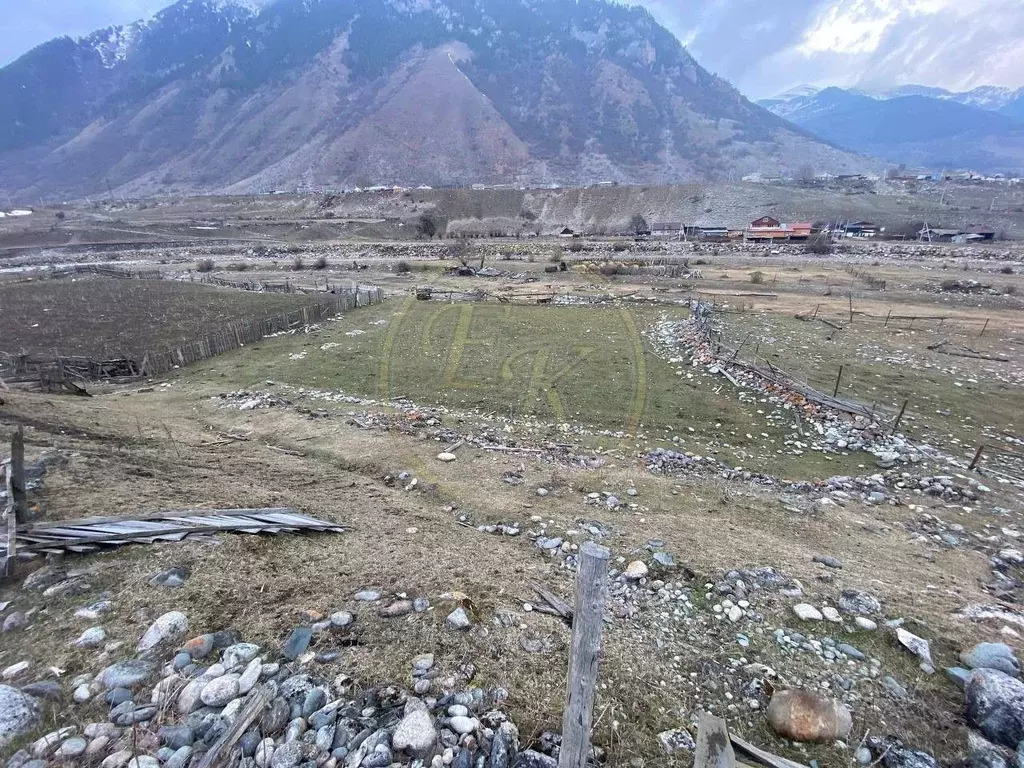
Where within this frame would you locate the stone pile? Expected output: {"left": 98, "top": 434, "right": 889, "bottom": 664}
{"left": 2, "top": 614, "right": 544, "bottom": 768}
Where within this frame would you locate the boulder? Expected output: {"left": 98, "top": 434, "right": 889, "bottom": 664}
{"left": 962, "top": 643, "right": 1022, "bottom": 678}
{"left": 766, "top": 689, "right": 852, "bottom": 743}
{"left": 392, "top": 698, "right": 437, "bottom": 756}
{"left": 137, "top": 611, "right": 188, "bottom": 653}
{"left": 96, "top": 660, "right": 156, "bottom": 690}
{"left": 966, "top": 668, "right": 1024, "bottom": 748}
{"left": 0, "top": 684, "right": 42, "bottom": 747}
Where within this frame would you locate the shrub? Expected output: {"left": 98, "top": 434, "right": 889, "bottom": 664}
{"left": 1006, "top": 285, "right": 1018, "bottom": 295}
{"left": 396, "top": 260, "right": 411, "bottom": 274}
{"left": 196, "top": 259, "right": 214, "bottom": 272}
{"left": 54, "top": 211, "right": 65, "bottom": 220}
{"left": 805, "top": 239, "right": 833, "bottom": 255}
{"left": 291, "top": 256, "right": 305, "bottom": 271}
{"left": 549, "top": 251, "right": 563, "bottom": 263}
{"left": 612, "top": 242, "right": 629, "bottom": 252}
{"left": 227, "top": 263, "right": 248, "bottom": 272}
{"left": 312, "top": 255, "right": 328, "bottom": 270}
{"left": 749, "top": 271, "right": 765, "bottom": 285}
{"left": 567, "top": 241, "right": 584, "bottom": 253}
{"left": 1001, "top": 265, "right": 1015, "bottom": 274}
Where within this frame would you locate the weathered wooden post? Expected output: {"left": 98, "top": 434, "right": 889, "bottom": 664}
{"left": 4, "top": 427, "right": 26, "bottom": 574}
{"left": 833, "top": 365, "right": 844, "bottom": 398}
{"left": 884, "top": 308, "right": 892, "bottom": 327}
{"left": 891, "top": 399, "right": 909, "bottom": 435}
{"left": 980, "top": 318, "right": 990, "bottom": 337}
{"left": 559, "top": 541, "right": 610, "bottom": 768}
{"left": 969, "top": 445, "right": 985, "bottom": 471}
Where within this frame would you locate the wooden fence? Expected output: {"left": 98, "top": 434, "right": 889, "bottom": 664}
{"left": 0, "top": 287, "right": 383, "bottom": 386}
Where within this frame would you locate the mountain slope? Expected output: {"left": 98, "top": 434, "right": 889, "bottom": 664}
{"left": 759, "top": 87, "right": 1024, "bottom": 173}
{"left": 0, "top": 0, "right": 867, "bottom": 199}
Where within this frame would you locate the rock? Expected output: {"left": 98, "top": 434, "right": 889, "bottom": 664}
{"left": 657, "top": 729, "right": 696, "bottom": 754}
{"left": 624, "top": 561, "right": 648, "bottom": 580}
{"left": 182, "top": 634, "right": 216, "bottom": 660}
{"left": 2, "top": 612, "right": 26, "bottom": 633}
{"left": 813, "top": 555, "right": 843, "bottom": 569}
{"left": 270, "top": 741, "right": 303, "bottom": 768}
{"left": 74, "top": 627, "right": 107, "bottom": 648}
{"left": 101, "top": 751, "right": 133, "bottom": 768}
{"left": 354, "top": 590, "right": 381, "bottom": 602}
{"left": 881, "top": 744, "right": 940, "bottom": 768}
{"left": 855, "top": 617, "right": 878, "bottom": 631}
{"left": 283, "top": 628, "right": 312, "bottom": 660}
{"left": 727, "top": 605, "right": 743, "bottom": 622}
{"left": 109, "top": 701, "right": 157, "bottom": 725}
{"left": 840, "top": 590, "right": 882, "bottom": 616}
{"left": 822, "top": 606, "right": 842, "bottom": 623}
{"left": 238, "top": 658, "right": 262, "bottom": 695}
{"left": 966, "top": 668, "right": 1024, "bottom": 748}
{"left": 221, "top": 642, "right": 259, "bottom": 668}
{"left": 172, "top": 652, "right": 192, "bottom": 672}
{"left": 896, "top": 628, "right": 934, "bottom": 669}
{"left": 882, "top": 676, "right": 910, "bottom": 701}
{"left": 963, "top": 749, "right": 1008, "bottom": 768}
{"left": 160, "top": 725, "right": 194, "bottom": 749}
{"left": 446, "top": 607, "right": 472, "bottom": 631}
{"left": 200, "top": 674, "right": 240, "bottom": 707}
{"left": 73, "top": 685, "right": 92, "bottom": 703}
{"left": 2, "top": 662, "right": 30, "bottom": 681}
{"left": 838, "top": 643, "right": 865, "bottom": 660}
{"left": 946, "top": 667, "right": 972, "bottom": 690}
{"left": 437, "top": 453, "right": 457, "bottom": 462}
{"left": 857, "top": 747, "right": 873, "bottom": 765}
{"left": 55, "top": 736, "right": 87, "bottom": 758}
{"left": 127, "top": 758, "right": 160, "bottom": 768}
{"left": 149, "top": 566, "right": 189, "bottom": 588}
{"left": 449, "top": 716, "right": 477, "bottom": 735}
{"left": 263, "top": 697, "right": 289, "bottom": 735}
{"left": 165, "top": 746, "right": 194, "bottom": 768}
{"left": 254, "top": 738, "right": 275, "bottom": 768}
{"left": 137, "top": 611, "right": 188, "bottom": 653}
{"left": 766, "top": 689, "right": 852, "bottom": 743}
{"left": 392, "top": 698, "right": 437, "bottom": 756}
{"left": 20, "top": 681, "right": 60, "bottom": 701}
{"left": 329, "top": 612, "right": 354, "bottom": 629}
{"left": 653, "top": 552, "right": 676, "bottom": 567}
{"left": 97, "top": 660, "right": 155, "bottom": 690}
{"left": 302, "top": 689, "right": 327, "bottom": 718}
{"left": 379, "top": 600, "right": 414, "bottom": 618}
{"left": 962, "top": 643, "right": 1022, "bottom": 678}
{"left": 792, "top": 604, "right": 823, "bottom": 621}
{"left": 105, "top": 688, "right": 133, "bottom": 706}
{"left": 413, "top": 597, "right": 429, "bottom": 612}
{"left": 176, "top": 680, "right": 206, "bottom": 714}
{"left": 512, "top": 751, "right": 557, "bottom": 767}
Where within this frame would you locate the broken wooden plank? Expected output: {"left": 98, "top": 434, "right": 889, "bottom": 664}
{"left": 730, "top": 734, "right": 811, "bottom": 768}
{"left": 531, "top": 582, "right": 574, "bottom": 624}
{"left": 694, "top": 713, "right": 736, "bottom": 768}
{"left": 195, "top": 684, "right": 272, "bottom": 768}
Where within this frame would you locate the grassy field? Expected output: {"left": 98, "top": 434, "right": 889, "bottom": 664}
{"left": 0, "top": 277, "right": 324, "bottom": 359}
{"left": 187, "top": 298, "right": 870, "bottom": 479}
{"left": 715, "top": 309, "right": 1024, "bottom": 457}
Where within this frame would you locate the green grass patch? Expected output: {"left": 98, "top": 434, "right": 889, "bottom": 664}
{"left": 192, "top": 300, "right": 871, "bottom": 479}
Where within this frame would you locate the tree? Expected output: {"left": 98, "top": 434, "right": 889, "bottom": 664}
{"left": 629, "top": 214, "right": 649, "bottom": 236}
{"left": 797, "top": 164, "right": 816, "bottom": 183}
{"left": 417, "top": 214, "right": 438, "bottom": 239}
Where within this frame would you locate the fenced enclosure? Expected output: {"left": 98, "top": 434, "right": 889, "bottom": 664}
{"left": 0, "top": 286, "right": 383, "bottom": 387}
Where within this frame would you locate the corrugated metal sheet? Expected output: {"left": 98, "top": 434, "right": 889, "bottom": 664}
{"left": 3, "top": 508, "right": 347, "bottom": 558}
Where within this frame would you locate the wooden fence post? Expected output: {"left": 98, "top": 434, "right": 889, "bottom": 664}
{"left": 833, "top": 365, "right": 844, "bottom": 398}
{"left": 559, "top": 541, "right": 610, "bottom": 768}
{"left": 891, "top": 399, "right": 909, "bottom": 435}
{"left": 4, "top": 426, "right": 26, "bottom": 574}
{"left": 980, "top": 318, "right": 989, "bottom": 337}
{"left": 969, "top": 445, "right": 985, "bottom": 471}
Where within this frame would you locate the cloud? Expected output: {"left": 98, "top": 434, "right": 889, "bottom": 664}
{"left": 637, "top": 0, "right": 1024, "bottom": 98}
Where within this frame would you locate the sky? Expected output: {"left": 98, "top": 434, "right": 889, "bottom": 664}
{"left": 1, "top": 0, "right": 1022, "bottom": 98}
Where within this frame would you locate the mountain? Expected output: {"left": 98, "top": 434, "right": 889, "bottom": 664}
{"left": 0, "top": 0, "right": 867, "bottom": 199}
{"left": 759, "top": 86, "right": 1024, "bottom": 173}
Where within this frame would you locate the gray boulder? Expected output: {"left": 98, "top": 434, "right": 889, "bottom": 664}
{"left": 0, "top": 685, "right": 42, "bottom": 747}
{"left": 966, "top": 668, "right": 1024, "bottom": 748}
{"left": 962, "top": 643, "right": 1022, "bottom": 678}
